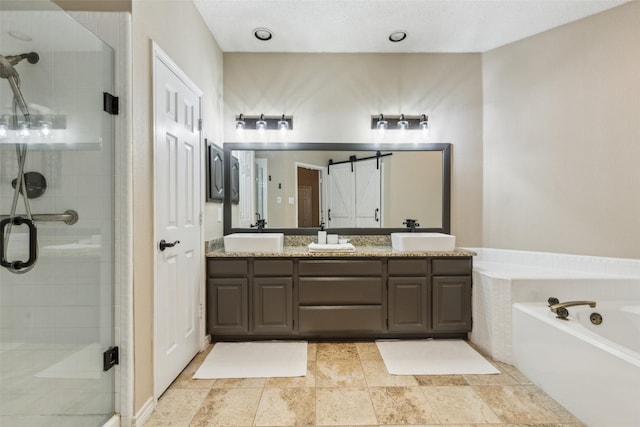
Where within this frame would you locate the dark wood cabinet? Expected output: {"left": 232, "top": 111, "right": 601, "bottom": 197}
{"left": 206, "top": 258, "right": 293, "bottom": 336}
{"left": 388, "top": 277, "right": 429, "bottom": 332}
{"left": 432, "top": 276, "right": 472, "bottom": 332}
{"left": 253, "top": 277, "right": 293, "bottom": 333}
{"left": 206, "top": 140, "right": 224, "bottom": 202}
{"left": 298, "top": 259, "right": 383, "bottom": 336}
{"left": 207, "top": 278, "right": 248, "bottom": 334}
{"left": 206, "top": 255, "right": 473, "bottom": 339}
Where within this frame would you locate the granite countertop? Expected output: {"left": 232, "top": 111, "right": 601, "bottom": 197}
{"left": 206, "top": 245, "right": 476, "bottom": 258}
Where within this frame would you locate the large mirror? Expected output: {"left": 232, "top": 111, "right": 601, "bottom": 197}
{"left": 223, "top": 143, "right": 450, "bottom": 235}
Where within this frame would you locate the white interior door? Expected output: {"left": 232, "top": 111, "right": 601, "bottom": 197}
{"left": 355, "top": 159, "right": 381, "bottom": 227}
{"left": 327, "top": 162, "right": 355, "bottom": 227}
{"left": 153, "top": 45, "right": 203, "bottom": 398}
{"left": 255, "top": 158, "right": 268, "bottom": 222}
{"left": 236, "top": 150, "right": 255, "bottom": 227}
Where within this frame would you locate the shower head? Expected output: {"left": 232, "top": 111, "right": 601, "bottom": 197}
{"left": 0, "top": 52, "right": 38, "bottom": 123}
{"left": 0, "top": 52, "right": 39, "bottom": 78}
{"left": 3, "top": 52, "right": 39, "bottom": 67}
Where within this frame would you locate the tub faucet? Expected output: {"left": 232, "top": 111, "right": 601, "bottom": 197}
{"left": 548, "top": 299, "right": 596, "bottom": 319}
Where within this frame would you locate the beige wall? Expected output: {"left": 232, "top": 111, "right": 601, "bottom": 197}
{"left": 54, "top": 0, "right": 131, "bottom": 11}
{"left": 223, "top": 53, "right": 484, "bottom": 245}
{"left": 131, "top": 0, "right": 223, "bottom": 413}
{"left": 482, "top": 2, "right": 640, "bottom": 258}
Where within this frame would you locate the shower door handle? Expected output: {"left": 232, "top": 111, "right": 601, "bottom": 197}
{"left": 0, "top": 216, "right": 38, "bottom": 270}
{"left": 159, "top": 239, "right": 180, "bottom": 251}
{"left": 374, "top": 208, "right": 379, "bottom": 222}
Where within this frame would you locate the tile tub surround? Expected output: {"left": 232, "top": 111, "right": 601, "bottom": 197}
{"left": 468, "top": 248, "right": 640, "bottom": 364}
{"left": 145, "top": 341, "right": 584, "bottom": 427}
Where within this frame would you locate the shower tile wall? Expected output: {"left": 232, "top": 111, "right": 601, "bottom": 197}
{"left": 0, "top": 7, "right": 115, "bottom": 421}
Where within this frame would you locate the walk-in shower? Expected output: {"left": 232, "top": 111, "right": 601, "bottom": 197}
{"left": 1, "top": 2, "right": 117, "bottom": 426}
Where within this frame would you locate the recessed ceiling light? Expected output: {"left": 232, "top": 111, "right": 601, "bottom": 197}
{"left": 8, "top": 30, "right": 32, "bottom": 42}
{"left": 389, "top": 31, "right": 407, "bottom": 43}
{"left": 253, "top": 28, "right": 273, "bottom": 41}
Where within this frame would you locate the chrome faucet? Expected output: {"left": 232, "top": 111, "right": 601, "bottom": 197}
{"left": 548, "top": 297, "right": 596, "bottom": 319}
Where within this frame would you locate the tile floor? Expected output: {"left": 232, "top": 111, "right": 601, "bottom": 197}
{"left": 145, "top": 341, "right": 585, "bottom": 427}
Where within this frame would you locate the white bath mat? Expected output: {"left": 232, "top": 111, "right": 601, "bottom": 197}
{"left": 376, "top": 339, "right": 500, "bottom": 375}
{"left": 35, "top": 343, "right": 102, "bottom": 379}
{"left": 193, "top": 341, "right": 307, "bottom": 379}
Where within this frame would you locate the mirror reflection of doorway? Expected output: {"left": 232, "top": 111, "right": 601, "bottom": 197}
{"left": 255, "top": 158, "right": 268, "bottom": 221}
{"left": 297, "top": 166, "right": 321, "bottom": 227}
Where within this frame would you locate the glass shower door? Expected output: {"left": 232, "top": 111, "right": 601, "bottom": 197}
{"left": 0, "top": 2, "right": 116, "bottom": 426}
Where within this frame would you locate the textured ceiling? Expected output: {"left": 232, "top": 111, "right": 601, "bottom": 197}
{"left": 193, "top": 0, "right": 628, "bottom": 53}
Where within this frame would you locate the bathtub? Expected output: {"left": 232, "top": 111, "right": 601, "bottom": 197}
{"left": 513, "top": 302, "right": 640, "bottom": 427}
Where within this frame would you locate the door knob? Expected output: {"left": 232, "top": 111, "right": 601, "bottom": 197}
{"left": 159, "top": 239, "right": 180, "bottom": 251}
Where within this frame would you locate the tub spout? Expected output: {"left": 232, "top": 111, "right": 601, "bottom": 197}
{"left": 549, "top": 300, "right": 596, "bottom": 313}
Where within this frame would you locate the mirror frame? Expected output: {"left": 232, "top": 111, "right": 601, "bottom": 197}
{"left": 223, "top": 142, "right": 451, "bottom": 235}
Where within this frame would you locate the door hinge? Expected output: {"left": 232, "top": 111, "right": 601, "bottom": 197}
{"left": 199, "top": 211, "right": 203, "bottom": 225}
{"left": 103, "top": 92, "right": 119, "bottom": 115}
{"left": 198, "top": 118, "right": 203, "bottom": 131}
{"left": 200, "top": 303, "right": 204, "bottom": 319}
{"left": 103, "top": 346, "right": 119, "bottom": 371}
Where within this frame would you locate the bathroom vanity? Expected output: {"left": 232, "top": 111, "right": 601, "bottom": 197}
{"left": 206, "top": 247, "right": 474, "bottom": 340}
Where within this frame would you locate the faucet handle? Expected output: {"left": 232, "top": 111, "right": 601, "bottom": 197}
{"left": 548, "top": 297, "right": 560, "bottom": 306}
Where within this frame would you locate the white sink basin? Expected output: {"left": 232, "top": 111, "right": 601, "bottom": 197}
{"left": 224, "top": 233, "right": 284, "bottom": 253}
{"left": 391, "top": 232, "right": 456, "bottom": 252}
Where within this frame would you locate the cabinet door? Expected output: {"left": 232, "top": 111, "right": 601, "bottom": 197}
{"left": 207, "top": 278, "right": 248, "bottom": 334}
{"left": 432, "top": 276, "right": 472, "bottom": 332}
{"left": 388, "top": 277, "right": 429, "bottom": 332}
{"left": 253, "top": 277, "right": 293, "bottom": 334}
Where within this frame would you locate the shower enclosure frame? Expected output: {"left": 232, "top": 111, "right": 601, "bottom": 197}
{"left": 0, "top": 6, "right": 133, "bottom": 427}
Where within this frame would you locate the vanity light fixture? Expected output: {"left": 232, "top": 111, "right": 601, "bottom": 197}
{"left": 371, "top": 114, "right": 430, "bottom": 130}
{"left": 0, "top": 114, "right": 66, "bottom": 143}
{"left": 234, "top": 114, "right": 293, "bottom": 131}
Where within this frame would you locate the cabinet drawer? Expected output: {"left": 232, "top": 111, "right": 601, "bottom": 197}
{"left": 298, "top": 306, "right": 383, "bottom": 333}
{"left": 388, "top": 259, "right": 428, "bottom": 276}
{"left": 431, "top": 258, "right": 472, "bottom": 276}
{"left": 299, "top": 260, "right": 382, "bottom": 276}
{"left": 254, "top": 259, "right": 293, "bottom": 276}
{"left": 299, "top": 278, "right": 382, "bottom": 305}
{"left": 207, "top": 259, "right": 248, "bottom": 277}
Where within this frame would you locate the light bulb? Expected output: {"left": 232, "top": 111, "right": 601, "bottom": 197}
{"left": 419, "top": 114, "right": 429, "bottom": 130}
{"left": 278, "top": 114, "right": 289, "bottom": 131}
{"left": 18, "top": 122, "right": 31, "bottom": 138}
{"left": 39, "top": 121, "right": 52, "bottom": 137}
{"left": 256, "top": 114, "right": 267, "bottom": 130}
{"left": 376, "top": 114, "right": 388, "bottom": 130}
{"left": 235, "top": 114, "right": 245, "bottom": 130}
{"left": 397, "top": 114, "right": 408, "bottom": 130}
